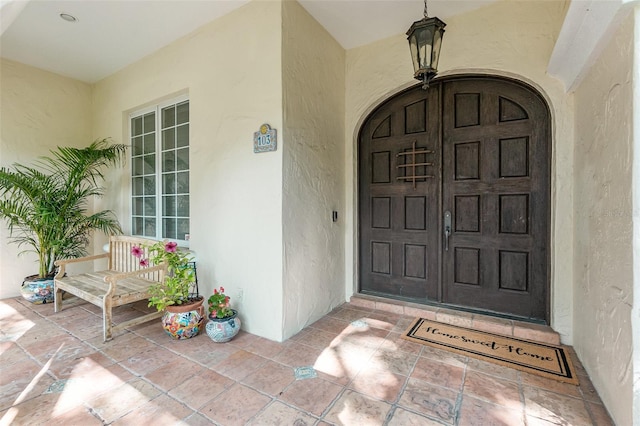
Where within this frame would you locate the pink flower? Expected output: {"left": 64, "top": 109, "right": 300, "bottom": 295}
{"left": 131, "top": 245, "right": 143, "bottom": 258}
{"left": 164, "top": 241, "right": 178, "bottom": 253}
{"left": 139, "top": 258, "right": 149, "bottom": 267}
{"left": 224, "top": 296, "right": 230, "bottom": 305}
{"left": 211, "top": 310, "right": 217, "bottom": 318}
{"left": 214, "top": 288, "right": 218, "bottom": 295}
{"left": 220, "top": 286, "right": 225, "bottom": 293}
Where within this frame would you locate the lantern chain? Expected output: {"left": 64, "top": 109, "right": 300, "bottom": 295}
{"left": 423, "top": 0, "right": 429, "bottom": 18}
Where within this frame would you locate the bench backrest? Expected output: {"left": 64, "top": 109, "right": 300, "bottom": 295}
{"left": 108, "top": 235, "right": 166, "bottom": 282}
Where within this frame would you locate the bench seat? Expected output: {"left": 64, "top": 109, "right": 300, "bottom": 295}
{"left": 54, "top": 236, "right": 167, "bottom": 341}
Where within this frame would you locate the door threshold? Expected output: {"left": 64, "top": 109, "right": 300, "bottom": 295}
{"left": 350, "top": 294, "right": 560, "bottom": 345}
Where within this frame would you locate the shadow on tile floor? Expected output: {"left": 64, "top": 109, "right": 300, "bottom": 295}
{"left": 0, "top": 297, "right": 614, "bottom": 425}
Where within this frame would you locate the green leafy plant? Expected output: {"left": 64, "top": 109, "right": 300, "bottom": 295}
{"left": 132, "top": 240, "right": 197, "bottom": 311}
{"left": 0, "top": 139, "right": 126, "bottom": 279}
{"left": 207, "top": 286, "right": 234, "bottom": 319}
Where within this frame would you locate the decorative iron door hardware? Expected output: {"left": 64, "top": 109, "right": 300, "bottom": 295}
{"left": 397, "top": 140, "right": 434, "bottom": 189}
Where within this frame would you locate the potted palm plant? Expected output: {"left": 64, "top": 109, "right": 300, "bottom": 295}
{"left": 0, "top": 139, "right": 126, "bottom": 303}
{"left": 132, "top": 240, "right": 204, "bottom": 339}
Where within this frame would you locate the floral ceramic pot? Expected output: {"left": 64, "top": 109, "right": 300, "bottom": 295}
{"left": 162, "top": 298, "right": 205, "bottom": 340}
{"left": 20, "top": 275, "right": 55, "bottom": 304}
{"left": 206, "top": 309, "right": 241, "bottom": 343}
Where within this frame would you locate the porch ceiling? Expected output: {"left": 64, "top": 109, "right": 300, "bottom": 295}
{"left": 0, "top": 0, "right": 496, "bottom": 83}
{"left": 0, "top": 0, "right": 633, "bottom": 87}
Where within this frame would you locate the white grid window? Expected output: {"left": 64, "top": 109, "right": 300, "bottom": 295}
{"left": 130, "top": 97, "right": 189, "bottom": 243}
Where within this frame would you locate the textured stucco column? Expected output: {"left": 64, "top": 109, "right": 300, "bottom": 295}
{"left": 632, "top": 5, "right": 640, "bottom": 423}
{"left": 573, "top": 7, "right": 634, "bottom": 425}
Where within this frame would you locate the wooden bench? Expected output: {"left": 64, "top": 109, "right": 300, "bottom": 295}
{"left": 54, "top": 235, "right": 167, "bottom": 341}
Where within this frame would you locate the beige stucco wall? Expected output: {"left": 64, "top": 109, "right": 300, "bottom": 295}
{"left": 344, "top": 0, "right": 576, "bottom": 342}
{"left": 92, "top": 1, "right": 286, "bottom": 341}
{"left": 0, "top": 59, "right": 92, "bottom": 299}
{"left": 281, "top": 1, "right": 345, "bottom": 339}
{"left": 574, "top": 11, "right": 634, "bottom": 426}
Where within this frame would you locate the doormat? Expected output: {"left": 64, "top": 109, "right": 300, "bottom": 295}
{"left": 402, "top": 318, "right": 578, "bottom": 385}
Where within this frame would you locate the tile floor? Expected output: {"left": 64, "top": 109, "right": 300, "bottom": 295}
{"left": 0, "top": 296, "right": 614, "bottom": 425}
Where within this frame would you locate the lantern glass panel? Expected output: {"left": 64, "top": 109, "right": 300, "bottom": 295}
{"left": 409, "top": 34, "right": 419, "bottom": 73}
{"left": 431, "top": 29, "right": 443, "bottom": 71}
{"left": 418, "top": 27, "right": 434, "bottom": 70}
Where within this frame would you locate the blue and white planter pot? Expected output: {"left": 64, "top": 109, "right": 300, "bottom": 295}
{"left": 20, "top": 276, "right": 55, "bottom": 304}
{"left": 206, "top": 309, "right": 241, "bottom": 343}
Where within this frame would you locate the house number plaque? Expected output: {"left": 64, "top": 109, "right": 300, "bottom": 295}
{"left": 254, "top": 123, "right": 277, "bottom": 153}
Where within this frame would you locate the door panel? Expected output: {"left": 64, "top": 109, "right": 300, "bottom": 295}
{"left": 359, "top": 87, "right": 441, "bottom": 300}
{"left": 358, "top": 76, "right": 550, "bottom": 322}
{"left": 441, "top": 78, "right": 549, "bottom": 320}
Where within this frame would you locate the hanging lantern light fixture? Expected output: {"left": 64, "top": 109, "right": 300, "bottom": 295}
{"left": 406, "top": 0, "right": 446, "bottom": 89}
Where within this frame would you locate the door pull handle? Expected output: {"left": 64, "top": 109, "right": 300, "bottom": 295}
{"left": 444, "top": 210, "right": 452, "bottom": 251}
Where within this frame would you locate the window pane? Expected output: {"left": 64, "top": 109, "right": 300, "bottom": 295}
{"left": 144, "top": 197, "right": 155, "bottom": 216}
{"left": 144, "top": 134, "right": 155, "bottom": 154}
{"left": 177, "top": 171, "right": 189, "bottom": 194}
{"left": 176, "top": 101, "right": 189, "bottom": 125}
{"left": 177, "top": 218, "right": 190, "bottom": 240}
{"left": 144, "top": 218, "right": 156, "bottom": 237}
{"left": 143, "top": 112, "right": 155, "bottom": 133}
{"left": 163, "top": 195, "right": 176, "bottom": 216}
{"left": 162, "top": 128, "right": 175, "bottom": 150}
{"left": 143, "top": 154, "right": 155, "bottom": 175}
{"left": 163, "top": 174, "right": 176, "bottom": 194}
{"left": 133, "top": 217, "right": 144, "bottom": 235}
{"left": 162, "top": 106, "right": 175, "bottom": 128}
{"left": 132, "top": 177, "right": 144, "bottom": 196}
{"left": 132, "top": 198, "right": 143, "bottom": 215}
{"left": 176, "top": 147, "right": 189, "bottom": 171}
{"left": 176, "top": 125, "right": 189, "bottom": 149}
{"left": 132, "top": 136, "right": 143, "bottom": 156}
{"left": 144, "top": 176, "right": 156, "bottom": 196}
{"left": 132, "top": 157, "right": 143, "bottom": 176}
{"left": 163, "top": 150, "right": 175, "bottom": 172}
{"left": 132, "top": 117, "right": 143, "bottom": 136}
{"left": 176, "top": 195, "right": 189, "bottom": 217}
{"left": 163, "top": 218, "right": 177, "bottom": 239}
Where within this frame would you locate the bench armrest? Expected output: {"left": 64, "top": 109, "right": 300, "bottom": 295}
{"left": 55, "top": 253, "right": 109, "bottom": 266}
{"left": 55, "top": 253, "right": 110, "bottom": 279}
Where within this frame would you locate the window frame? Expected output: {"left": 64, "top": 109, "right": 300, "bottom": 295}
{"left": 129, "top": 94, "right": 190, "bottom": 246}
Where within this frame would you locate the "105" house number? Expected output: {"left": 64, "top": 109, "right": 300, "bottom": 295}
{"left": 254, "top": 123, "right": 277, "bottom": 153}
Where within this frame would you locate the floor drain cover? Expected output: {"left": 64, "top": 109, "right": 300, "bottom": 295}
{"left": 294, "top": 366, "right": 317, "bottom": 380}
{"left": 350, "top": 319, "right": 368, "bottom": 328}
{"left": 44, "top": 379, "right": 70, "bottom": 394}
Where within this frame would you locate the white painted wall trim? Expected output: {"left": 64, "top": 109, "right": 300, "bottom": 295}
{"left": 548, "top": 0, "right": 637, "bottom": 93}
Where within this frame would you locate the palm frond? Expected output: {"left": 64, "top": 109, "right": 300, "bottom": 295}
{"left": 0, "top": 139, "right": 127, "bottom": 277}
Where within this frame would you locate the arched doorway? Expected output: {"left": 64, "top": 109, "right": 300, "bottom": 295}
{"left": 358, "top": 75, "right": 550, "bottom": 322}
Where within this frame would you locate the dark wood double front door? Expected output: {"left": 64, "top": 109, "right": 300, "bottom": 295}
{"left": 358, "top": 76, "right": 550, "bottom": 322}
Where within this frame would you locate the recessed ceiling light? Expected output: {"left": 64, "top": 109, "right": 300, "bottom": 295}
{"left": 59, "top": 13, "right": 78, "bottom": 23}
